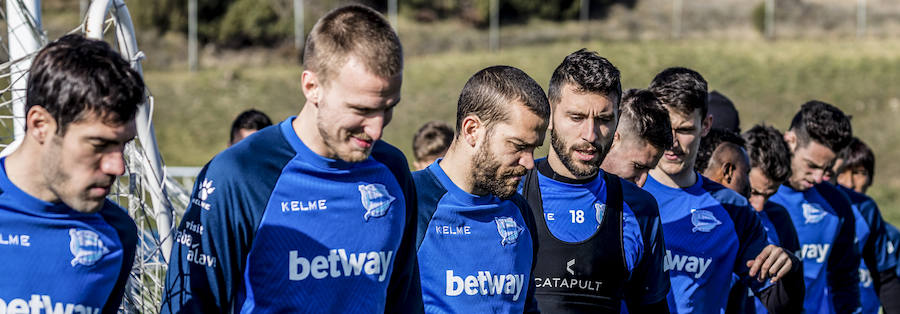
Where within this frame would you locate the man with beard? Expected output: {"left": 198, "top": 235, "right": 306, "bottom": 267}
{"left": 601, "top": 88, "right": 673, "bottom": 188}
{"left": 413, "top": 65, "right": 549, "bottom": 313}
{"left": 517, "top": 50, "right": 670, "bottom": 312}
{"left": 828, "top": 137, "right": 900, "bottom": 314}
{"left": 162, "top": 5, "right": 423, "bottom": 312}
{"left": 766, "top": 100, "right": 860, "bottom": 313}
{"left": 0, "top": 34, "right": 141, "bottom": 314}
{"left": 642, "top": 67, "right": 803, "bottom": 313}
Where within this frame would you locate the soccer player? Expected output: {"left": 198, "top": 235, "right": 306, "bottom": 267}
{"left": 707, "top": 90, "right": 741, "bottom": 133}
{"left": 830, "top": 137, "right": 900, "bottom": 313}
{"left": 161, "top": 5, "right": 423, "bottom": 312}
{"left": 412, "top": 121, "right": 454, "bottom": 171}
{"left": 695, "top": 128, "right": 750, "bottom": 197}
{"left": 517, "top": 50, "right": 669, "bottom": 312}
{"left": 601, "top": 88, "right": 673, "bottom": 187}
{"left": 642, "top": 67, "right": 802, "bottom": 313}
{"left": 767, "top": 100, "right": 861, "bottom": 313}
{"left": 228, "top": 109, "right": 272, "bottom": 146}
{"left": 414, "top": 65, "right": 548, "bottom": 313}
{"left": 0, "top": 34, "right": 141, "bottom": 313}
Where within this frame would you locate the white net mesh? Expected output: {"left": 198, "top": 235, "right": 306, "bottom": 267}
{"left": 1, "top": 1, "right": 186, "bottom": 313}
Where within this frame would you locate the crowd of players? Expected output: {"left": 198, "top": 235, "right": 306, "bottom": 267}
{"left": 2, "top": 3, "right": 898, "bottom": 314}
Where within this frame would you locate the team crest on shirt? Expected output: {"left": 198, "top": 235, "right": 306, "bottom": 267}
{"left": 359, "top": 183, "right": 395, "bottom": 221}
{"left": 802, "top": 203, "right": 827, "bottom": 224}
{"left": 594, "top": 203, "right": 606, "bottom": 225}
{"left": 690, "top": 208, "right": 721, "bottom": 232}
{"left": 495, "top": 217, "right": 524, "bottom": 246}
{"left": 69, "top": 229, "right": 109, "bottom": 267}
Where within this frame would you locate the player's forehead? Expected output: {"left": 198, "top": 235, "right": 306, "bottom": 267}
{"left": 329, "top": 57, "right": 402, "bottom": 108}
{"left": 556, "top": 85, "right": 617, "bottom": 115}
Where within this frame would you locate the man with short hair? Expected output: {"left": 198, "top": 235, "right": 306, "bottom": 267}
{"left": 600, "top": 88, "right": 672, "bottom": 187}
{"left": 829, "top": 137, "right": 900, "bottom": 314}
{"left": 695, "top": 128, "right": 750, "bottom": 197}
{"left": 412, "top": 120, "right": 454, "bottom": 171}
{"left": 161, "top": 5, "right": 423, "bottom": 312}
{"left": 767, "top": 100, "right": 861, "bottom": 312}
{"left": 643, "top": 67, "right": 802, "bottom": 313}
{"left": 518, "top": 50, "right": 670, "bottom": 312}
{"left": 707, "top": 90, "right": 741, "bottom": 133}
{"left": 229, "top": 109, "right": 272, "bottom": 146}
{"left": 0, "top": 34, "right": 142, "bottom": 313}
{"left": 414, "top": 65, "right": 548, "bottom": 313}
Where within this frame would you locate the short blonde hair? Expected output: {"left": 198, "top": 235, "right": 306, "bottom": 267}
{"left": 303, "top": 4, "right": 402, "bottom": 85}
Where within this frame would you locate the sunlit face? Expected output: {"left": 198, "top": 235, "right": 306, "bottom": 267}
{"left": 657, "top": 108, "right": 708, "bottom": 177}
{"left": 315, "top": 57, "right": 401, "bottom": 162}
{"left": 786, "top": 135, "right": 836, "bottom": 192}
{"left": 602, "top": 133, "right": 662, "bottom": 187}
{"left": 549, "top": 85, "right": 618, "bottom": 178}
{"left": 748, "top": 167, "right": 781, "bottom": 212}
{"left": 837, "top": 165, "right": 871, "bottom": 194}
{"left": 472, "top": 104, "right": 547, "bottom": 198}
{"left": 43, "top": 115, "right": 136, "bottom": 213}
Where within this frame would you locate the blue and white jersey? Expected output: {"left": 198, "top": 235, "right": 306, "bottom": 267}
{"left": 643, "top": 173, "right": 772, "bottom": 313}
{"left": 769, "top": 183, "right": 860, "bottom": 313}
{"left": 620, "top": 181, "right": 671, "bottom": 309}
{"left": 837, "top": 184, "right": 898, "bottom": 314}
{"left": 414, "top": 161, "right": 538, "bottom": 313}
{"left": 0, "top": 158, "right": 137, "bottom": 313}
{"left": 161, "top": 117, "right": 423, "bottom": 313}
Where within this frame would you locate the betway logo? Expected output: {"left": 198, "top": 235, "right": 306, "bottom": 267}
{"left": 800, "top": 244, "right": 830, "bottom": 263}
{"left": 289, "top": 249, "right": 393, "bottom": 282}
{"left": 445, "top": 270, "right": 526, "bottom": 301}
{"left": 0, "top": 295, "right": 99, "bottom": 314}
{"left": 664, "top": 250, "right": 712, "bottom": 279}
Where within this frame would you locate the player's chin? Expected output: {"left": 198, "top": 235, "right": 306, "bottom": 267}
{"left": 338, "top": 148, "right": 372, "bottom": 163}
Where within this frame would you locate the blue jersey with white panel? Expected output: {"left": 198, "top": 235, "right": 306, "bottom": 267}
{"left": 0, "top": 158, "right": 137, "bottom": 314}
{"left": 414, "top": 160, "right": 538, "bottom": 314}
{"left": 643, "top": 173, "right": 773, "bottom": 313}
{"left": 768, "top": 183, "right": 860, "bottom": 313}
{"left": 161, "top": 117, "right": 423, "bottom": 313}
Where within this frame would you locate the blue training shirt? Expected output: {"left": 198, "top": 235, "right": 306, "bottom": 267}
{"left": 161, "top": 117, "right": 423, "bottom": 313}
{"left": 0, "top": 157, "right": 137, "bottom": 314}
{"left": 414, "top": 160, "right": 538, "bottom": 313}
{"left": 768, "top": 183, "right": 860, "bottom": 313}
{"left": 643, "top": 173, "right": 772, "bottom": 313}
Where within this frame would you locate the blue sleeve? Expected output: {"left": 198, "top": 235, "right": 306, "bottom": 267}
{"left": 857, "top": 198, "right": 899, "bottom": 272}
{"left": 161, "top": 128, "right": 293, "bottom": 313}
{"left": 818, "top": 184, "right": 861, "bottom": 313}
{"left": 508, "top": 193, "right": 541, "bottom": 314}
{"left": 413, "top": 169, "right": 444, "bottom": 250}
{"left": 370, "top": 142, "right": 425, "bottom": 313}
{"left": 621, "top": 180, "right": 670, "bottom": 307}
{"left": 100, "top": 203, "right": 138, "bottom": 313}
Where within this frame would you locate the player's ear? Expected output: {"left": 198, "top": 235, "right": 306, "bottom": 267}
{"left": 784, "top": 131, "right": 797, "bottom": 152}
{"left": 301, "top": 70, "right": 320, "bottom": 106}
{"left": 461, "top": 115, "right": 481, "bottom": 148}
{"left": 26, "top": 105, "right": 56, "bottom": 144}
{"left": 723, "top": 162, "right": 735, "bottom": 184}
{"left": 700, "top": 113, "right": 713, "bottom": 137}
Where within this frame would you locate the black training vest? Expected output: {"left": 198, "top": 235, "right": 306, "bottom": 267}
{"left": 521, "top": 159, "right": 628, "bottom": 313}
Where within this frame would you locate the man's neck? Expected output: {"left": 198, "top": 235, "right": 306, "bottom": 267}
{"left": 294, "top": 103, "right": 331, "bottom": 158}
{"left": 437, "top": 146, "right": 479, "bottom": 195}
{"left": 5, "top": 143, "right": 57, "bottom": 203}
{"left": 649, "top": 166, "right": 697, "bottom": 189}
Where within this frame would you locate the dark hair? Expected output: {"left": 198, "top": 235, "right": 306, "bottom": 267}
{"left": 788, "top": 100, "right": 852, "bottom": 153}
{"left": 230, "top": 109, "right": 273, "bottom": 143}
{"left": 742, "top": 124, "right": 791, "bottom": 183}
{"left": 708, "top": 90, "right": 740, "bottom": 133}
{"left": 547, "top": 49, "right": 622, "bottom": 107}
{"left": 695, "top": 128, "right": 745, "bottom": 173}
{"left": 619, "top": 88, "right": 673, "bottom": 151}
{"left": 412, "top": 121, "right": 454, "bottom": 161}
{"left": 303, "top": 4, "right": 402, "bottom": 85}
{"left": 838, "top": 137, "right": 875, "bottom": 180}
{"left": 648, "top": 67, "right": 708, "bottom": 118}
{"left": 26, "top": 34, "right": 145, "bottom": 133}
{"left": 456, "top": 66, "right": 550, "bottom": 135}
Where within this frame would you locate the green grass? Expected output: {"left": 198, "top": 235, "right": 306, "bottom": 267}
{"left": 144, "top": 38, "right": 900, "bottom": 223}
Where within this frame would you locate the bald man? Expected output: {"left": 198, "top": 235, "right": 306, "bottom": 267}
{"left": 695, "top": 129, "right": 751, "bottom": 198}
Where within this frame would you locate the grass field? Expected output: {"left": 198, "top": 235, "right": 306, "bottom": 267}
{"left": 144, "top": 38, "right": 900, "bottom": 223}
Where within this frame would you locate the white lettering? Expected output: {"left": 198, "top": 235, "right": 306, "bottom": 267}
{"left": 0, "top": 295, "right": 100, "bottom": 314}
{"left": 800, "top": 244, "right": 831, "bottom": 263}
{"left": 664, "top": 250, "right": 712, "bottom": 279}
{"left": 281, "top": 200, "right": 329, "bottom": 213}
{"left": 445, "top": 270, "right": 526, "bottom": 301}
{"left": 0, "top": 233, "right": 31, "bottom": 247}
{"left": 290, "top": 249, "right": 393, "bottom": 282}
